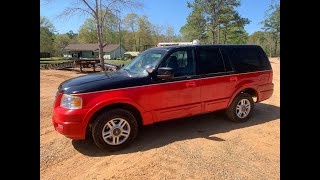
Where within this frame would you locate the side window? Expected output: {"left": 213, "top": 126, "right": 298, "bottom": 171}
{"left": 232, "top": 47, "right": 262, "bottom": 72}
{"left": 258, "top": 47, "right": 272, "bottom": 70}
{"left": 219, "top": 48, "right": 233, "bottom": 72}
{"left": 160, "top": 49, "right": 196, "bottom": 77}
{"left": 197, "top": 47, "right": 225, "bottom": 74}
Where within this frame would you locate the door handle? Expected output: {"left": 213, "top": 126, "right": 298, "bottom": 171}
{"left": 230, "top": 77, "right": 238, "bottom": 82}
{"left": 186, "top": 81, "right": 196, "bottom": 88}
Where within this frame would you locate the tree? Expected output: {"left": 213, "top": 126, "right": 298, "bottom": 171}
{"left": 54, "top": 34, "right": 72, "bottom": 56}
{"left": 40, "top": 16, "right": 56, "bottom": 32}
{"left": 163, "top": 24, "right": 175, "bottom": 42}
{"left": 248, "top": 31, "right": 273, "bottom": 57}
{"left": 220, "top": 10, "right": 250, "bottom": 44}
{"left": 66, "top": 30, "right": 77, "bottom": 39}
{"left": 137, "top": 15, "right": 153, "bottom": 51}
{"left": 78, "top": 18, "right": 99, "bottom": 43}
{"left": 57, "top": 0, "right": 142, "bottom": 70}
{"left": 224, "top": 25, "right": 248, "bottom": 44}
{"left": 123, "top": 13, "right": 138, "bottom": 33}
{"left": 40, "top": 16, "right": 55, "bottom": 54}
{"left": 262, "top": 2, "right": 280, "bottom": 57}
{"left": 78, "top": 12, "right": 118, "bottom": 44}
{"left": 123, "top": 13, "right": 138, "bottom": 50}
{"left": 150, "top": 24, "right": 165, "bottom": 45}
{"left": 180, "top": 4, "right": 207, "bottom": 42}
{"left": 184, "top": 0, "right": 248, "bottom": 44}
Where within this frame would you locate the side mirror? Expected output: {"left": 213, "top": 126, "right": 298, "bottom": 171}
{"left": 145, "top": 64, "right": 155, "bottom": 73}
{"left": 157, "top": 67, "right": 173, "bottom": 80}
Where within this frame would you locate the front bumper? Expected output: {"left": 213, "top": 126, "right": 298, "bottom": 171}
{"left": 52, "top": 106, "right": 89, "bottom": 140}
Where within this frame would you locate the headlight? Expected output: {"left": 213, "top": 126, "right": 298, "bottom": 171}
{"left": 60, "top": 94, "right": 82, "bottom": 109}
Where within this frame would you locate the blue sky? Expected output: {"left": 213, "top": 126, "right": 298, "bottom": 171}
{"left": 40, "top": 0, "right": 279, "bottom": 35}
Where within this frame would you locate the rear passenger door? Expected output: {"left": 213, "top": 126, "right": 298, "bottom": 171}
{"left": 196, "top": 46, "right": 234, "bottom": 113}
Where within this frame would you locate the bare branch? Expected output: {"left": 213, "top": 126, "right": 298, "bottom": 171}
{"left": 75, "top": 7, "right": 95, "bottom": 17}
{"left": 81, "top": 0, "right": 97, "bottom": 16}
{"left": 107, "top": 0, "right": 118, "bottom": 9}
{"left": 56, "top": 7, "right": 94, "bottom": 21}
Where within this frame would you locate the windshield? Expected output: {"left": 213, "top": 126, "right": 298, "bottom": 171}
{"left": 122, "top": 49, "right": 167, "bottom": 74}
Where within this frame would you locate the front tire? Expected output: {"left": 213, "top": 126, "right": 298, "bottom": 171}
{"left": 92, "top": 109, "right": 138, "bottom": 151}
{"left": 226, "top": 93, "right": 254, "bottom": 123}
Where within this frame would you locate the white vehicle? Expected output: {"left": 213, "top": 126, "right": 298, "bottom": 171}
{"left": 157, "top": 39, "right": 200, "bottom": 47}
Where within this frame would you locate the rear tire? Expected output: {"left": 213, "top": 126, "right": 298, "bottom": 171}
{"left": 92, "top": 108, "right": 138, "bottom": 151}
{"left": 226, "top": 93, "right": 254, "bottom": 123}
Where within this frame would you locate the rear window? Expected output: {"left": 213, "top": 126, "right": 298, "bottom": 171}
{"left": 230, "top": 46, "right": 271, "bottom": 73}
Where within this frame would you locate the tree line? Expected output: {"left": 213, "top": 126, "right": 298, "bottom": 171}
{"left": 40, "top": 0, "right": 280, "bottom": 59}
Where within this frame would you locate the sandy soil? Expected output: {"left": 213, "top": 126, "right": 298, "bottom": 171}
{"left": 40, "top": 58, "right": 280, "bottom": 180}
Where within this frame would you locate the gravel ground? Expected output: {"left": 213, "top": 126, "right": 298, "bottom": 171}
{"left": 40, "top": 58, "right": 280, "bottom": 180}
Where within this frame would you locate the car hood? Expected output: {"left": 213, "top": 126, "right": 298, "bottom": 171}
{"left": 58, "top": 70, "right": 150, "bottom": 94}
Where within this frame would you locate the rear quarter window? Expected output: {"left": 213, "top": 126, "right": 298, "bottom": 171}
{"left": 231, "top": 46, "right": 271, "bottom": 73}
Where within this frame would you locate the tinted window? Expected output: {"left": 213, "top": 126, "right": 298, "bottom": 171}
{"left": 220, "top": 48, "right": 233, "bottom": 72}
{"left": 197, "top": 47, "right": 225, "bottom": 74}
{"left": 257, "top": 47, "right": 272, "bottom": 70}
{"left": 230, "top": 46, "right": 271, "bottom": 72}
{"left": 160, "top": 49, "right": 196, "bottom": 77}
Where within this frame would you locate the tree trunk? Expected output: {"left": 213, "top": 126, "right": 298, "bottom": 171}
{"left": 138, "top": 36, "right": 140, "bottom": 51}
{"left": 96, "top": 23, "right": 105, "bottom": 71}
{"left": 269, "top": 45, "right": 272, "bottom": 58}
{"left": 119, "top": 21, "right": 121, "bottom": 58}
{"left": 94, "top": 0, "right": 104, "bottom": 71}
{"left": 217, "top": 24, "right": 220, "bottom": 44}
{"left": 224, "top": 27, "right": 227, "bottom": 44}
{"left": 132, "top": 29, "right": 136, "bottom": 51}
{"left": 274, "top": 37, "right": 278, "bottom": 57}
{"left": 211, "top": 30, "right": 215, "bottom": 44}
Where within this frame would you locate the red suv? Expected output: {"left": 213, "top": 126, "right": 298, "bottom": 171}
{"left": 53, "top": 45, "right": 273, "bottom": 151}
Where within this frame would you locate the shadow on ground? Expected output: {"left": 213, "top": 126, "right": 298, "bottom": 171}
{"left": 72, "top": 103, "right": 279, "bottom": 157}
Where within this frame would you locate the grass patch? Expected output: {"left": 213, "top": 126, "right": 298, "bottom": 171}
{"left": 40, "top": 60, "right": 75, "bottom": 64}
{"left": 104, "top": 59, "right": 132, "bottom": 66}
{"left": 40, "top": 57, "right": 76, "bottom": 61}
{"left": 40, "top": 57, "right": 77, "bottom": 64}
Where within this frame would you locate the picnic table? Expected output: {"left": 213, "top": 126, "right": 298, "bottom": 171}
{"left": 75, "top": 59, "right": 122, "bottom": 72}
{"left": 75, "top": 59, "right": 100, "bottom": 72}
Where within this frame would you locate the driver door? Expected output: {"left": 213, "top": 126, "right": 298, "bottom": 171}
{"left": 144, "top": 47, "right": 202, "bottom": 122}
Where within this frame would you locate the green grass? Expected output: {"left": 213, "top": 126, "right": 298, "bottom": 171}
{"left": 40, "top": 57, "right": 77, "bottom": 61}
{"left": 40, "top": 57, "right": 76, "bottom": 64}
{"left": 104, "top": 59, "right": 132, "bottom": 66}
{"left": 40, "top": 57, "right": 77, "bottom": 64}
{"left": 40, "top": 60, "right": 75, "bottom": 64}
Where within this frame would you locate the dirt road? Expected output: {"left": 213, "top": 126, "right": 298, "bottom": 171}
{"left": 40, "top": 58, "right": 280, "bottom": 180}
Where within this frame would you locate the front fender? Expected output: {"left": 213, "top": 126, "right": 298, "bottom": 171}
{"left": 82, "top": 98, "right": 147, "bottom": 128}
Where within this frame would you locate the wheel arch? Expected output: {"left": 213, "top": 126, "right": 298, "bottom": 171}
{"left": 227, "top": 86, "right": 259, "bottom": 107}
{"left": 83, "top": 99, "right": 145, "bottom": 138}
